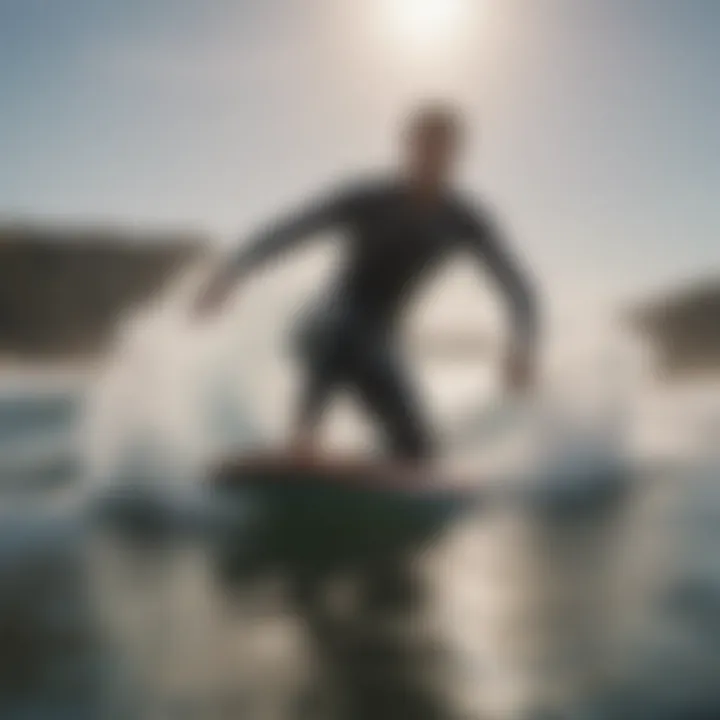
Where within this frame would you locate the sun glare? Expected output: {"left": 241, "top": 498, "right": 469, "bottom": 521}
{"left": 385, "top": 0, "right": 473, "bottom": 50}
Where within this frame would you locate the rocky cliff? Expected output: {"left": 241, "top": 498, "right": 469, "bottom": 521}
{"left": 0, "top": 223, "right": 207, "bottom": 360}
{"left": 628, "top": 278, "right": 720, "bottom": 377}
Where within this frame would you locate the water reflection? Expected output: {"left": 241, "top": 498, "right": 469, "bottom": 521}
{"left": 84, "top": 465, "right": 641, "bottom": 719}
{"left": 1, "top": 376, "right": 720, "bottom": 719}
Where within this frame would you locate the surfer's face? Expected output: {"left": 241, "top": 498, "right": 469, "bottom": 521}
{"left": 405, "top": 110, "right": 463, "bottom": 192}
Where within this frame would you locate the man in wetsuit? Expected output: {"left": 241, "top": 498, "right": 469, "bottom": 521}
{"left": 195, "top": 104, "right": 539, "bottom": 463}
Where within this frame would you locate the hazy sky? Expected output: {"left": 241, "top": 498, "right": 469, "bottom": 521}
{"left": 1, "top": 0, "right": 718, "bottom": 310}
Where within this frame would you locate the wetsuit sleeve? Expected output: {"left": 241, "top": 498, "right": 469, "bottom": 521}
{"left": 458, "top": 206, "right": 539, "bottom": 352}
{"left": 229, "top": 186, "right": 356, "bottom": 280}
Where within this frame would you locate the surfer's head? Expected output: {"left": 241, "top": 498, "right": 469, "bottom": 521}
{"left": 403, "top": 102, "right": 465, "bottom": 194}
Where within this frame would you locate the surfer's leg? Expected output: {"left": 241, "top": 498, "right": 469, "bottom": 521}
{"left": 350, "top": 343, "right": 435, "bottom": 461}
{"left": 291, "top": 318, "right": 349, "bottom": 453}
{"left": 293, "top": 366, "right": 335, "bottom": 448}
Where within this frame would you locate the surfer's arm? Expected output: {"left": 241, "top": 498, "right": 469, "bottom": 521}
{"left": 229, "top": 189, "right": 352, "bottom": 281}
{"left": 194, "top": 187, "right": 353, "bottom": 314}
{"left": 460, "top": 207, "right": 540, "bottom": 384}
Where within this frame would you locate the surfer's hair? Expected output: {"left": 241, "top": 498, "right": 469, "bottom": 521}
{"left": 405, "top": 102, "right": 464, "bottom": 141}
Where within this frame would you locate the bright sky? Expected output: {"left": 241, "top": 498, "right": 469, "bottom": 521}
{"left": 1, "top": 0, "right": 719, "bottom": 313}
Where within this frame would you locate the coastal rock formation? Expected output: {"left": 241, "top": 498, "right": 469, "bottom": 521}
{"left": 628, "top": 278, "right": 720, "bottom": 377}
{"left": 0, "top": 223, "right": 207, "bottom": 360}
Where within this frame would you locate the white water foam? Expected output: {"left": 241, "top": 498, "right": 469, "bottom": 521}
{"left": 83, "top": 264, "right": 264, "bottom": 489}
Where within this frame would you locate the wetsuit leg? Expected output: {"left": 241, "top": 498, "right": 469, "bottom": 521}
{"left": 348, "top": 341, "right": 435, "bottom": 461}
{"left": 293, "top": 304, "right": 435, "bottom": 460}
{"left": 292, "top": 306, "right": 351, "bottom": 431}
{"left": 295, "top": 355, "right": 339, "bottom": 431}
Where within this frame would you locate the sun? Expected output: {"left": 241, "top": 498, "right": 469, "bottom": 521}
{"left": 383, "top": 0, "right": 473, "bottom": 50}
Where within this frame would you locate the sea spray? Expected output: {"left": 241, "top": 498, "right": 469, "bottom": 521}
{"left": 82, "top": 265, "right": 263, "bottom": 489}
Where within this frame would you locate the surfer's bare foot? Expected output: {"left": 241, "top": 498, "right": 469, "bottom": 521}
{"left": 288, "top": 432, "right": 320, "bottom": 463}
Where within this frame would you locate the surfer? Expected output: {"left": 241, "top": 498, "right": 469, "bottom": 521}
{"left": 194, "top": 104, "right": 539, "bottom": 464}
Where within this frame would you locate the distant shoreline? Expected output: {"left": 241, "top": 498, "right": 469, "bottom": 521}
{"left": 0, "top": 360, "right": 100, "bottom": 390}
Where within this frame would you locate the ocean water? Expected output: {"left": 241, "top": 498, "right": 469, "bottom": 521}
{"left": 0, "top": 295, "right": 719, "bottom": 719}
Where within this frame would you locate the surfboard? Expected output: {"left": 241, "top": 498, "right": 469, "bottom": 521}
{"left": 210, "top": 451, "right": 485, "bottom": 572}
{"left": 212, "top": 450, "right": 488, "bottom": 502}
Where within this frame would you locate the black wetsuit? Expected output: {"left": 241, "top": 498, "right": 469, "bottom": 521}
{"left": 231, "top": 177, "right": 538, "bottom": 459}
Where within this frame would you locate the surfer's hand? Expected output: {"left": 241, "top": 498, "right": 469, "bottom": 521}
{"left": 503, "top": 347, "right": 535, "bottom": 394}
{"left": 193, "top": 272, "right": 236, "bottom": 318}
